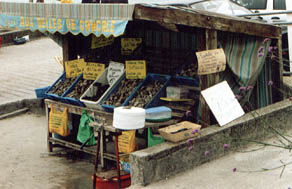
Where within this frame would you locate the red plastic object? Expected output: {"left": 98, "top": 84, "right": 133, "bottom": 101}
{"left": 0, "top": 37, "right": 2, "bottom": 48}
{"left": 92, "top": 174, "right": 131, "bottom": 189}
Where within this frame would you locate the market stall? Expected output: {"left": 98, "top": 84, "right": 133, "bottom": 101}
{"left": 0, "top": 1, "right": 284, "bottom": 187}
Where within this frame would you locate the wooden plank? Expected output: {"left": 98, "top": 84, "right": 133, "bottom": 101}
{"left": 272, "top": 38, "right": 284, "bottom": 103}
{"left": 199, "top": 29, "right": 219, "bottom": 127}
{"left": 133, "top": 5, "right": 282, "bottom": 39}
{"left": 45, "top": 99, "right": 113, "bottom": 126}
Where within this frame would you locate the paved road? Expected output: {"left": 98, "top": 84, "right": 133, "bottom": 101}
{"left": 0, "top": 37, "right": 62, "bottom": 104}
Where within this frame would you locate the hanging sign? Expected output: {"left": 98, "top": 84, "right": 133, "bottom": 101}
{"left": 125, "top": 60, "right": 146, "bottom": 79}
{"left": 65, "top": 59, "right": 85, "bottom": 78}
{"left": 121, "top": 38, "right": 142, "bottom": 55}
{"left": 83, "top": 62, "right": 105, "bottom": 80}
{"left": 91, "top": 35, "right": 115, "bottom": 49}
{"left": 196, "top": 48, "right": 226, "bottom": 75}
{"left": 107, "top": 61, "right": 125, "bottom": 85}
{"left": 201, "top": 81, "right": 245, "bottom": 126}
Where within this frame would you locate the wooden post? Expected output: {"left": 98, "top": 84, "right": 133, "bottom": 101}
{"left": 198, "top": 29, "right": 219, "bottom": 127}
{"left": 272, "top": 38, "right": 283, "bottom": 102}
{"left": 62, "top": 34, "right": 77, "bottom": 71}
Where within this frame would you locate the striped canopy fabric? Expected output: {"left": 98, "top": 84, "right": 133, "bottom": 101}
{"left": 0, "top": 2, "right": 134, "bottom": 20}
{"left": 0, "top": 2, "right": 134, "bottom": 36}
{"left": 219, "top": 32, "right": 272, "bottom": 109}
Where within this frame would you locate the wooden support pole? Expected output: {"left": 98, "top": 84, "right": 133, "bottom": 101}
{"left": 198, "top": 29, "right": 219, "bottom": 127}
{"left": 272, "top": 38, "right": 283, "bottom": 102}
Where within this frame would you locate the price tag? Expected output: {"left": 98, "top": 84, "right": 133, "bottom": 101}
{"left": 91, "top": 35, "right": 114, "bottom": 49}
{"left": 83, "top": 62, "right": 105, "bottom": 80}
{"left": 196, "top": 48, "right": 226, "bottom": 75}
{"left": 126, "top": 60, "right": 146, "bottom": 79}
{"left": 65, "top": 59, "right": 85, "bottom": 78}
{"left": 121, "top": 38, "right": 142, "bottom": 55}
{"left": 107, "top": 61, "right": 125, "bottom": 85}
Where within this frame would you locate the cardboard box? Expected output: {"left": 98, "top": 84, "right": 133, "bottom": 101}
{"left": 166, "top": 86, "right": 189, "bottom": 99}
{"left": 158, "top": 121, "right": 201, "bottom": 143}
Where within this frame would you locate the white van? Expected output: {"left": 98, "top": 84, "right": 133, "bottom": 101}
{"left": 232, "top": 0, "right": 288, "bottom": 23}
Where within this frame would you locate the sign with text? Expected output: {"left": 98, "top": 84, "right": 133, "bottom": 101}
{"left": 125, "top": 60, "right": 146, "bottom": 79}
{"left": 91, "top": 35, "right": 115, "bottom": 49}
{"left": 201, "top": 81, "right": 245, "bottom": 126}
{"left": 83, "top": 62, "right": 105, "bottom": 80}
{"left": 121, "top": 38, "right": 142, "bottom": 55}
{"left": 107, "top": 61, "right": 125, "bottom": 85}
{"left": 65, "top": 59, "right": 85, "bottom": 78}
{"left": 196, "top": 48, "right": 226, "bottom": 75}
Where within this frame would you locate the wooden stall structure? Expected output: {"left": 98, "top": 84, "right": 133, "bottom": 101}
{"left": 0, "top": 1, "right": 284, "bottom": 186}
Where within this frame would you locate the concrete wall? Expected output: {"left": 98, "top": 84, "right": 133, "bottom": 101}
{"left": 130, "top": 99, "right": 292, "bottom": 186}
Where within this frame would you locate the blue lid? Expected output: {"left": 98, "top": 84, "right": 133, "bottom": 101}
{"left": 146, "top": 106, "right": 171, "bottom": 114}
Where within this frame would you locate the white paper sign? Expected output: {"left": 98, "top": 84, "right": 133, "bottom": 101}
{"left": 107, "top": 61, "right": 125, "bottom": 85}
{"left": 201, "top": 81, "right": 245, "bottom": 126}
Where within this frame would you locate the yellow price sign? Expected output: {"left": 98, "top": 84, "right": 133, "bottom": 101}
{"left": 126, "top": 60, "right": 146, "bottom": 79}
{"left": 83, "top": 62, "right": 105, "bottom": 80}
{"left": 61, "top": 0, "right": 73, "bottom": 3}
{"left": 65, "top": 59, "right": 85, "bottom": 78}
{"left": 121, "top": 38, "right": 142, "bottom": 55}
{"left": 91, "top": 35, "right": 115, "bottom": 49}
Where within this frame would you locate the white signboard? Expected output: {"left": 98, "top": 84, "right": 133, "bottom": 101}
{"left": 107, "top": 61, "right": 125, "bottom": 86}
{"left": 201, "top": 81, "right": 245, "bottom": 126}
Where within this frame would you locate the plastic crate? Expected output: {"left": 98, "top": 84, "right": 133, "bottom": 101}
{"left": 167, "top": 76, "right": 200, "bottom": 99}
{"left": 45, "top": 72, "right": 81, "bottom": 103}
{"left": 124, "top": 73, "right": 171, "bottom": 109}
{"left": 61, "top": 74, "right": 90, "bottom": 107}
{"left": 34, "top": 86, "right": 50, "bottom": 99}
{"left": 100, "top": 75, "right": 143, "bottom": 112}
{"left": 80, "top": 68, "right": 125, "bottom": 110}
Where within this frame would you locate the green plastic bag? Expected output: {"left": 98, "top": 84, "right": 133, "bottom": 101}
{"left": 77, "top": 110, "right": 95, "bottom": 146}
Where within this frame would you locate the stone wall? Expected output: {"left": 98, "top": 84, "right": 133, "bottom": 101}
{"left": 130, "top": 99, "right": 292, "bottom": 186}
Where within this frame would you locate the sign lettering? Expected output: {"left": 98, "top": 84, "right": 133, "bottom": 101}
{"left": 65, "top": 59, "right": 85, "bottom": 78}
{"left": 126, "top": 60, "right": 146, "bottom": 79}
{"left": 196, "top": 48, "right": 226, "bottom": 75}
{"left": 83, "top": 62, "right": 105, "bottom": 80}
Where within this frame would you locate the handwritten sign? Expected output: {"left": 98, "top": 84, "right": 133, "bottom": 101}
{"left": 83, "top": 62, "right": 105, "bottom": 80}
{"left": 196, "top": 48, "right": 226, "bottom": 75}
{"left": 126, "top": 60, "right": 146, "bottom": 79}
{"left": 91, "top": 35, "right": 115, "bottom": 49}
{"left": 121, "top": 38, "right": 142, "bottom": 55}
{"left": 107, "top": 61, "right": 125, "bottom": 85}
{"left": 201, "top": 81, "right": 245, "bottom": 126}
{"left": 65, "top": 59, "right": 85, "bottom": 78}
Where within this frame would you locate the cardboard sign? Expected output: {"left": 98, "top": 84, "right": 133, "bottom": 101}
{"left": 65, "top": 59, "right": 85, "bottom": 78}
{"left": 201, "top": 81, "right": 245, "bottom": 126}
{"left": 83, "top": 62, "right": 105, "bottom": 80}
{"left": 107, "top": 61, "right": 125, "bottom": 85}
{"left": 91, "top": 35, "right": 114, "bottom": 49}
{"left": 196, "top": 48, "right": 226, "bottom": 75}
{"left": 125, "top": 60, "right": 146, "bottom": 79}
{"left": 121, "top": 38, "right": 142, "bottom": 55}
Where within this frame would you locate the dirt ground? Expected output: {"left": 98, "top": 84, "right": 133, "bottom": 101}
{"left": 0, "top": 113, "right": 92, "bottom": 189}
{"left": 1, "top": 112, "right": 292, "bottom": 189}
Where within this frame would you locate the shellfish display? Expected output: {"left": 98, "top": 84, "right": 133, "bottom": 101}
{"left": 82, "top": 83, "right": 110, "bottom": 101}
{"left": 104, "top": 79, "right": 142, "bottom": 106}
{"left": 128, "top": 80, "right": 163, "bottom": 108}
{"left": 49, "top": 77, "right": 76, "bottom": 96}
{"left": 66, "top": 79, "right": 94, "bottom": 99}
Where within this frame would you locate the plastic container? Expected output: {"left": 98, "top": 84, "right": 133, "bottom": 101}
{"left": 80, "top": 68, "right": 125, "bottom": 110}
{"left": 34, "top": 86, "right": 50, "bottom": 99}
{"left": 167, "top": 76, "right": 200, "bottom": 99}
{"left": 92, "top": 173, "right": 131, "bottom": 189}
{"left": 145, "top": 106, "right": 172, "bottom": 122}
{"left": 124, "top": 73, "right": 171, "bottom": 109}
{"left": 45, "top": 72, "right": 82, "bottom": 104}
{"left": 100, "top": 75, "right": 142, "bottom": 112}
{"left": 61, "top": 74, "right": 88, "bottom": 107}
